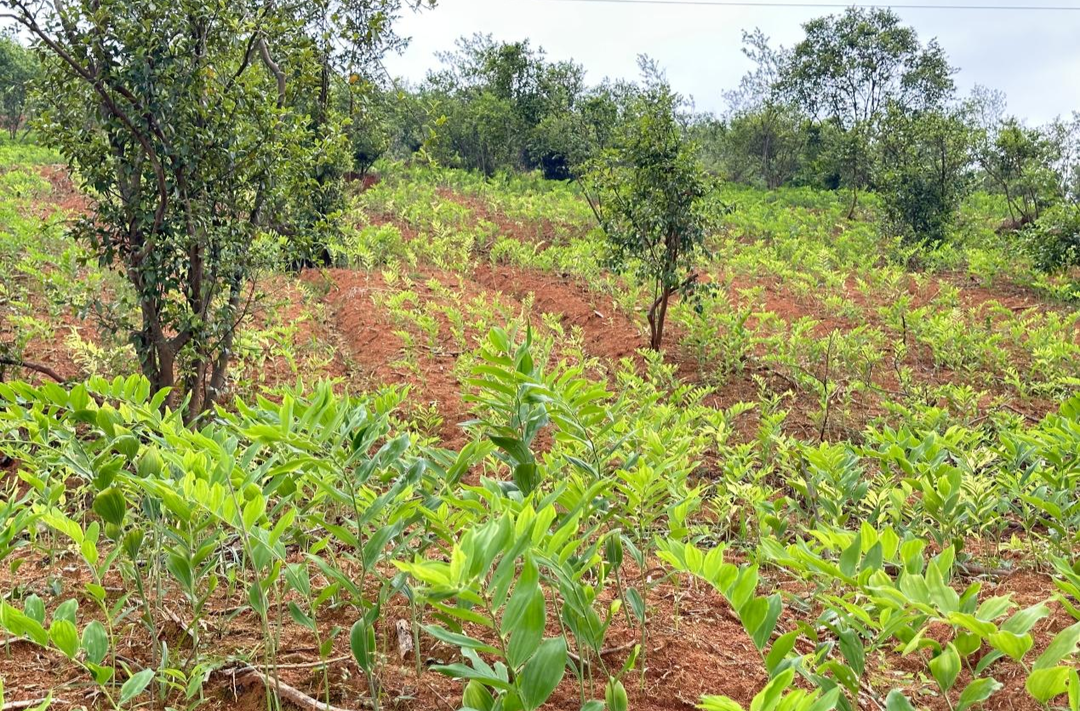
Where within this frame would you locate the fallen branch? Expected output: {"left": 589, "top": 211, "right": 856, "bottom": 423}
{"left": 0, "top": 357, "right": 66, "bottom": 383}
{"left": 1, "top": 699, "right": 70, "bottom": 710}
{"left": 228, "top": 665, "right": 373, "bottom": 711}
{"left": 958, "top": 562, "right": 1015, "bottom": 579}
{"left": 254, "top": 655, "right": 351, "bottom": 671}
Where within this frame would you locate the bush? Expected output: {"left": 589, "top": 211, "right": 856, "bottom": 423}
{"left": 1026, "top": 203, "right": 1080, "bottom": 273}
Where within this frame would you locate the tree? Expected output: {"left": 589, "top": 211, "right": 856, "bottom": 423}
{"left": 420, "top": 34, "right": 590, "bottom": 177}
{"left": 1014, "top": 115, "right": 1080, "bottom": 272}
{"left": 581, "top": 60, "right": 715, "bottom": 350}
{"left": 786, "top": 7, "right": 955, "bottom": 216}
{"left": 287, "top": 0, "right": 433, "bottom": 267}
{"left": 719, "top": 30, "right": 806, "bottom": 189}
{"left": 977, "top": 119, "right": 1063, "bottom": 226}
{"left": 877, "top": 107, "right": 973, "bottom": 246}
{"left": 3, "top": 0, "right": 418, "bottom": 419}
{"left": 0, "top": 34, "right": 37, "bottom": 140}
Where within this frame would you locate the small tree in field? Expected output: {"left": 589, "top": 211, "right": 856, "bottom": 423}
{"left": 2, "top": 0, "right": 419, "bottom": 419}
{"left": 581, "top": 61, "right": 714, "bottom": 351}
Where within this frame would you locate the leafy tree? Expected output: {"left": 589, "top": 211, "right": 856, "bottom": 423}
{"left": 1019, "top": 115, "right": 1080, "bottom": 272}
{"left": 3, "top": 0, "right": 415, "bottom": 419}
{"left": 877, "top": 107, "right": 974, "bottom": 246}
{"left": 0, "top": 34, "right": 37, "bottom": 140}
{"left": 430, "top": 90, "right": 523, "bottom": 176}
{"left": 581, "top": 61, "right": 715, "bottom": 350}
{"left": 977, "top": 119, "right": 1063, "bottom": 226}
{"left": 421, "top": 34, "right": 590, "bottom": 177}
{"left": 786, "top": 7, "right": 955, "bottom": 216}
{"left": 286, "top": 0, "right": 432, "bottom": 267}
{"left": 341, "top": 80, "right": 393, "bottom": 178}
{"left": 718, "top": 30, "right": 806, "bottom": 189}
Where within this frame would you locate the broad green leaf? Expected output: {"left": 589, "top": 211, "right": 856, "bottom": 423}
{"left": 81, "top": 620, "right": 109, "bottom": 665}
{"left": 1, "top": 603, "right": 48, "bottom": 646}
{"left": 92, "top": 487, "right": 127, "bottom": 526}
{"left": 885, "top": 690, "right": 916, "bottom": 711}
{"left": 24, "top": 595, "right": 44, "bottom": 624}
{"left": 1026, "top": 667, "right": 1070, "bottom": 703}
{"left": 838, "top": 536, "right": 861, "bottom": 578}
{"left": 463, "top": 679, "right": 495, "bottom": 711}
{"left": 1001, "top": 603, "right": 1050, "bottom": 635}
{"left": 699, "top": 697, "right": 745, "bottom": 711}
{"left": 765, "top": 631, "right": 799, "bottom": 676}
{"left": 48, "top": 619, "right": 79, "bottom": 659}
{"left": 350, "top": 619, "right": 376, "bottom": 673}
{"left": 507, "top": 588, "right": 546, "bottom": 669}
{"left": 518, "top": 637, "right": 566, "bottom": 711}
{"left": 838, "top": 629, "right": 865, "bottom": 677}
{"left": 750, "top": 668, "right": 795, "bottom": 711}
{"left": 605, "top": 678, "right": 628, "bottom": 711}
{"left": 1033, "top": 622, "right": 1080, "bottom": 671}
{"left": 988, "top": 631, "right": 1032, "bottom": 662}
{"left": 119, "top": 668, "right": 155, "bottom": 704}
{"left": 957, "top": 677, "right": 1002, "bottom": 711}
{"left": 930, "top": 643, "right": 961, "bottom": 693}
{"left": 422, "top": 625, "right": 499, "bottom": 655}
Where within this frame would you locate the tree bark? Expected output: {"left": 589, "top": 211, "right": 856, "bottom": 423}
{"left": 0, "top": 357, "right": 66, "bottom": 383}
{"left": 647, "top": 288, "right": 673, "bottom": 351}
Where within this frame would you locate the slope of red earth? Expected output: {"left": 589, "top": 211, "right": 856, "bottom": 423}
{"left": 473, "top": 263, "right": 645, "bottom": 363}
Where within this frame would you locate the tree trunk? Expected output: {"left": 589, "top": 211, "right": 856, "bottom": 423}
{"left": 647, "top": 288, "right": 673, "bottom": 351}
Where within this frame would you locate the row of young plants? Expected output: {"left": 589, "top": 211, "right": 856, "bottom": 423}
{"left": 1, "top": 325, "right": 1078, "bottom": 710}
{"left": 338, "top": 162, "right": 1080, "bottom": 438}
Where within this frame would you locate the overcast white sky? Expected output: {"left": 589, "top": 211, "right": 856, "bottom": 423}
{"left": 384, "top": 0, "right": 1080, "bottom": 124}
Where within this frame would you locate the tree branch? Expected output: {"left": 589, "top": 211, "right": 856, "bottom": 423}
{"left": 0, "top": 357, "right": 67, "bottom": 383}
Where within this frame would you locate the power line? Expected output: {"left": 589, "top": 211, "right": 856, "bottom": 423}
{"left": 542, "top": 0, "right": 1080, "bottom": 11}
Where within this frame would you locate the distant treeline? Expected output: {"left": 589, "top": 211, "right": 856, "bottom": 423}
{"left": 351, "top": 10, "right": 1079, "bottom": 268}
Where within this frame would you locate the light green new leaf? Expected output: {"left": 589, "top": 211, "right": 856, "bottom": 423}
{"left": 988, "top": 631, "right": 1032, "bottom": 662}
{"left": 48, "top": 619, "right": 79, "bottom": 659}
{"left": 119, "top": 668, "right": 155, "bottom": 704}
{"left": 957, "top": 677, "right": 1002, "bottom": 711}
{"left": 750, "top": 668, "right": 795, "bottom": 711}
{"left": 1, "top": 603, "right": 48, "bottom": 646}
{"left": 1026, "top": 667, "right": 1070, "bottom": 703}
{"left": 699, "top": 696, "right": 745, "bottom": 711}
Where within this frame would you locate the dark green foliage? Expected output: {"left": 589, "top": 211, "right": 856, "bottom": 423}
{"left": 785, "top": 7, "right": 955, "bottom": 216}
{"left": 581, "top": 61, "right": 716, "bottom": 350}
{"left": 420, "top": 34, "right": 601, "bottom": 178}
{"left": 710, "top": 30, "right": 807, "bottom": 189}
{"left": 0, "top": 35, "right": 38, "bottom": 140}
{"left": 877, "top": 108, "right": 974, "bottom": 246}
{"left": 977, "top": 119, "right": 1064, "bottom": 227}
{"left": 1026, "top": 203, "right": 1080, "bottom": 273}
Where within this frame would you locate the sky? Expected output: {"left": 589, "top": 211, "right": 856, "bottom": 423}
{"left": 383, "top": 0, "right": 1080, "bottom": 125}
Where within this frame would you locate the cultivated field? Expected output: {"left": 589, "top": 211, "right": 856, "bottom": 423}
{"left": 1, "top": 157, "right": 1079, "bottom": 711}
